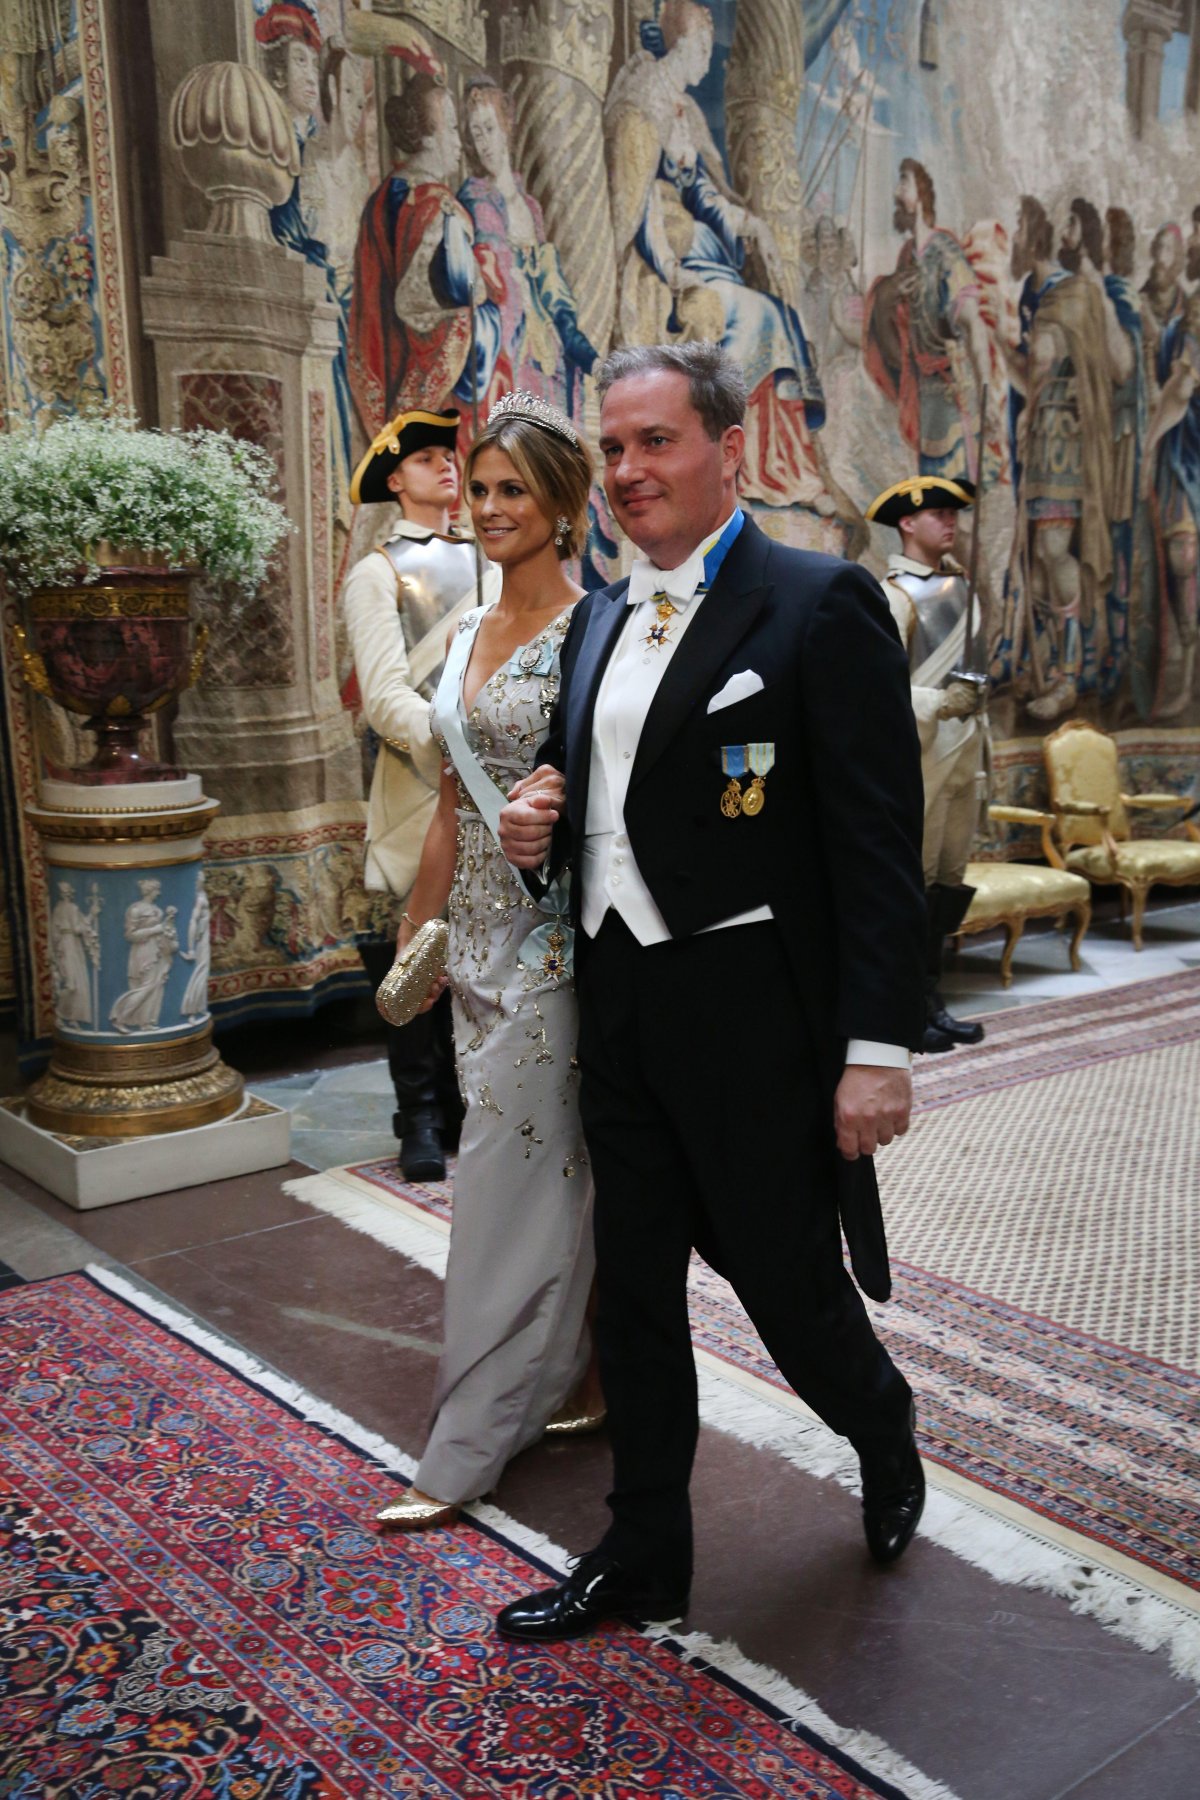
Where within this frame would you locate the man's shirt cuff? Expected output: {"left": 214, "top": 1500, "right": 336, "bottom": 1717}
{"left": 845, "top": 1039, "right": 912, "bottom": 1069}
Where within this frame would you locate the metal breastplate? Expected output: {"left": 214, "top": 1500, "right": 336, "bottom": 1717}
{"left": 377, "top": 533, "right": 481, "bottom": 697}
{"left": 889, "top": 568, "right": 970, "bottom": 683}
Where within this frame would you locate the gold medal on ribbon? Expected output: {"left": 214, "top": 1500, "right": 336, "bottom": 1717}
{"left": 739, "top": 743, "right": 774, "bottom": 816}
{"left": 720, "top": 745, "right": 747, "bottom": 817}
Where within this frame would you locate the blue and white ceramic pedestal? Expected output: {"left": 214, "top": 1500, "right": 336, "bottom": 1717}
{"left": 0, "top": 775, "right": 290, "bottom": 1208}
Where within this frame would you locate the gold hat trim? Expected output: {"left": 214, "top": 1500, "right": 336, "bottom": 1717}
{"left": 350, "top": 410, "right": 461, "bottom": 505}
{"left": 865, "top": 475, "right": 975, "bottom": 521}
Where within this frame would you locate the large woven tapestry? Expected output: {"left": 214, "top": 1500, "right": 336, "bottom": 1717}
{"left": 3, "top": 0, "right": 1200, "bottom": 1050}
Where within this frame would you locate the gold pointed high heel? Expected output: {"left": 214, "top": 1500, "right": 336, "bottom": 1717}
{"left": 543, "top": 1400, "right": 607, "bottom": 1438}
{"left": 375, "top": 1489, "right": 459, "bottom": 1531}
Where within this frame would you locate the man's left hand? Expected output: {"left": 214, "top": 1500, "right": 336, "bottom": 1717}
{"left": 834, "top": 1064, "right": 912, "bottom": 1161}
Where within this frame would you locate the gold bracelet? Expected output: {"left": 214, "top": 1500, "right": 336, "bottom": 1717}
{"left": 401, "top": 911, "right": 420, "bottom": 929}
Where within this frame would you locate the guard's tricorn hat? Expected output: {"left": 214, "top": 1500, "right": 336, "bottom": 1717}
{"left": 865, "top": 475, "right": 976, "bottom": 529}
{"left": 350, "top": 409, "right": 461, "bottom": 505}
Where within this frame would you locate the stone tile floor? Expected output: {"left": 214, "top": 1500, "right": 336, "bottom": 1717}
{"left": 1, "top": 896, "right": 1199, "bottom": 1798}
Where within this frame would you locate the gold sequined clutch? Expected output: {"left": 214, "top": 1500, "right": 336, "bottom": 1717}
{"left": 374, "top": 919, "right": 449, "bottom": 1027}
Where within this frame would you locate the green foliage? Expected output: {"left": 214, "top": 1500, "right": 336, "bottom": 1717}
{"left": 0, "top": 413, "right": 292, "bottom": 597}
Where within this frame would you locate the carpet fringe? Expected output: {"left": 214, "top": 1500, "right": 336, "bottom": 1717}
{"left": 647, "top": 1625, "right": 964, "bottom": 1800}
{"left": 283, "top": 1179, "right": 1200, "bottom": 1685}
{"left": 695, "top": 1368, "right": 1200, "bottom": 1686}
{"left": 283, "top": 1171, "right": 450, "bottom": 1276}
{"left": 87, "top": 1263, "right": 959, "bottom": 1800}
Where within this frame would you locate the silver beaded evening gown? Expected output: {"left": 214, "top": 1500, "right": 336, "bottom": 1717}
{"left": 418, "top": 601, "right": 594, "bottom": 1503}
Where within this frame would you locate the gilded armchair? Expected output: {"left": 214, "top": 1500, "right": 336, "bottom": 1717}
{"left": 1041, "top": 719, "right": 1200, "bottom": 949}
{"left": 957, "top": 806, "right": 1092, "bottom": 985}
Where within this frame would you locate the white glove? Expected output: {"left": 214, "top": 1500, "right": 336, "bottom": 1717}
{"left": 937, "top": 679, "right": 986, "bottom": 721}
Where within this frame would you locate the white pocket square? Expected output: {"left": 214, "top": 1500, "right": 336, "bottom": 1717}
{"left": 707, "top": 670, "right": 764, "bottom": 713}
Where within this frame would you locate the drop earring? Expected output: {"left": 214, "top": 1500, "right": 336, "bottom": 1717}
{"left": 554, "top": 515, "right": 569, "bottom": 548}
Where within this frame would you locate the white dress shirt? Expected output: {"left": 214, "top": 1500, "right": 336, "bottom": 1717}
{"left": 578, "top": 516, "right": 909, "bottom": 1070}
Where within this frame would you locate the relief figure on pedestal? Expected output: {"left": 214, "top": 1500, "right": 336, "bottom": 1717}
{"left": 109, "top": 880, "right": 179, "bottom": 1034}
{"left": 350, "top": 72, "right": 501, "bottom": 436}
{"left": 179, "top": 878, "right": 212, "bottom": 1023}
{"left": 458, "top": 78, "right": 597, "bottom": 422}
{"left": 603, "top": 0, "right": 829, "bottom": 512}
{"left": 49, "top": 878, "right": 99, "bottom": 1029}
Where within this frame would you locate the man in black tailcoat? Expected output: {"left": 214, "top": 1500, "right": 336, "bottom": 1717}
{"left": 496, "top": 341, "right": 928, "bottom": 1639}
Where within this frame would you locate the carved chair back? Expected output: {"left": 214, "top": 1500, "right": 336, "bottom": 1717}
{"left": 1042, "top": 719, "right": 1130, "bottom": 849}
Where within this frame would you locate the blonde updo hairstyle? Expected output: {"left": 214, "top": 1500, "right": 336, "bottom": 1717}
{"left": 464, "top": 406, "right": 593, "bottom": 561}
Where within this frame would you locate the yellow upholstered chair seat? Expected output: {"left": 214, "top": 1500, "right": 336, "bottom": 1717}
{"left": 1042, "top": 719, "right": 1200, "bottom": 949}
{"left": 957, "top": 842, "right": 1091, "bottom": 986}
{"left": 1065, "top": 841, "right": 1200, "bottom": 885}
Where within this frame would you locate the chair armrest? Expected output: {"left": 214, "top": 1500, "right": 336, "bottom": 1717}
{"left": 1049, "top": 799, "right": 1109, "bottom": 816}
{"left": 988, "top": 805, "right": 1054, "bottom": 825}
{"left": 987, "top": 804, "right": 1061, "bottom": 868}
{"left": 1120, "top": 792, "right": 1188, "bottom": 810}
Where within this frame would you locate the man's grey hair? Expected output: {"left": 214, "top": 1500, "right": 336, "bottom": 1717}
{"left": 597, "top": 342, "right": 747, "bottom": 439}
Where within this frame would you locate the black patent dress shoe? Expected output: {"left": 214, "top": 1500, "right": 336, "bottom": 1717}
{"left": 496, "top": 1550, "right": 689, "bottom": 1642}
{"left": 860, "top": 1410, "right": 926, "bottom": 1565}
{"left": 397, "top": 1109, "right": 446, "bottom": 1182}
{"left": 921, "top": 1020, "right": 957, "bottom": 1054}
{"left": 928, "top": 1003, "right": 984, "bottom": 1046}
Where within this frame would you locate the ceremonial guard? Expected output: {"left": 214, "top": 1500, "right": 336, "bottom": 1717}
{"left": 867, "top": 476, "right": 989, "bottom": 1053}
{"left": 344, "top": 408, "right": 500, "bottom": 1175}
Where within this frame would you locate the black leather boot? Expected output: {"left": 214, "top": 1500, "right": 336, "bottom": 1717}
{"left": 922, "top": 888, "right": 957, "bottom": 1052}
{"left": 359, "top": 940, "right": 454, "bottom": 1176}
{"left": 394, "top": 1105, "right": 446, "bottom": 1182}
{"left": 927, "top": 883, "right": 985, "bottom": 1045}
{"left": 387, "top": 1004, "right": 447, "bottom": 1180}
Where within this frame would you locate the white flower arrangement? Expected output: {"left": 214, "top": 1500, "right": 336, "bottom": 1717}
{"left": 0, "top": 412, "right": 292, "bottom": 598}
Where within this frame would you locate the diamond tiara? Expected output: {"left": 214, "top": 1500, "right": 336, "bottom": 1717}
{"left": 486, "top": 389, "right": 580, "bottom": 447}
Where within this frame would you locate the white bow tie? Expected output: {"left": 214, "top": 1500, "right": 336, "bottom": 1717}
{"left": 625, "top": 543, "right": 707, "bottom": 611}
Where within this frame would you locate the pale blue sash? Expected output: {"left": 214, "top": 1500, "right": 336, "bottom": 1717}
{"left": 433, "top": 608, "right": 573, "bottom": 977}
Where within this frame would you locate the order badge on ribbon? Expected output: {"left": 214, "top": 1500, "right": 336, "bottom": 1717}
{"left": 720, "top": 742, "right": 774, "bottom": 817}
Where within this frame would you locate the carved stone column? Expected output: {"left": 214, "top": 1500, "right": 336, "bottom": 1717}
{"left": 724, "top": 0, "right": 806, "bottom": 313}
{"left": 140, "top": 62, "right": 358, "bottom": 815}
{"left": 500, "top": 0, "right": 616, "bottom": 361}
{"left": 1123, "top": 0, "right": 1182, "bottom": 134}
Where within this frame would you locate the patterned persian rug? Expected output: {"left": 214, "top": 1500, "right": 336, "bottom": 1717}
{"left": 312, "top": 970, "right": 1200, "bottom": 1602}
{"left": 0, "top": 1273, "right": 913, "bottom": 1800}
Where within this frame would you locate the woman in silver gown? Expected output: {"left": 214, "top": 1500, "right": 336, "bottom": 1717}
{"left": 376, "top": 392, "right": 601, "bottom": 1530}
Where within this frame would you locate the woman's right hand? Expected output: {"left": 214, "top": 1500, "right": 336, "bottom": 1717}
{"left": 395, "top": 917, "right": 449, "bottom": 1014}
{"left": 415, "top": 970, "right": 450, "bottom": 1014}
